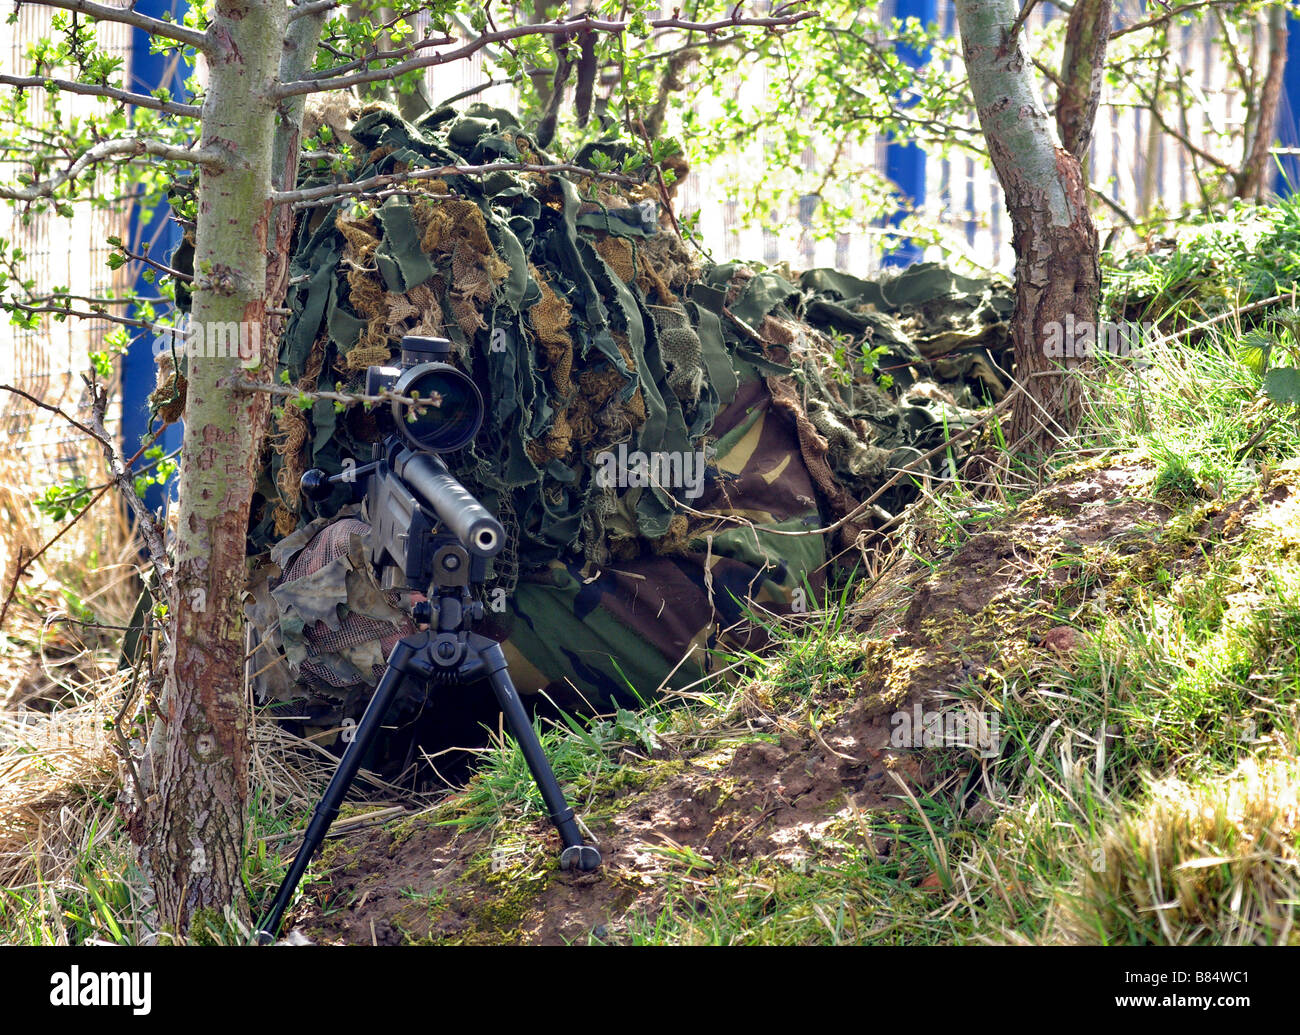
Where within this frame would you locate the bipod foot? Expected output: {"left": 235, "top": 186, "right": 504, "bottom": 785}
{"left": 559, "top": 844, "right": 602, "bottom": 872}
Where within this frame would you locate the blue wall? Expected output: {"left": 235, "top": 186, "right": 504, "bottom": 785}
{"left": 882, "top": 0, "right": 938, "bottom": 267}
{"left": 120, "top": 1, "right": 188, "bottom": 514}
{"left": 1279, "top": 14, "right": 1300, "bottom": 194}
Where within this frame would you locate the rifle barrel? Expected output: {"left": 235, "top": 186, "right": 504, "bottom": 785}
{"left": 394, "top": 448, "right": 504, "bottom": 558}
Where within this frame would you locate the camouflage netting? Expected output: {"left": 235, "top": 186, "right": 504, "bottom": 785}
{"left": 240, "top": 102, "right": 1013, "bottom": 737}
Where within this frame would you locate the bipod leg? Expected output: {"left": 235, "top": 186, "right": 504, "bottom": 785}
{"left": 257, "top": 637, "right": 422, "bottom": 940}
{"left": 475, "top": 637, "right": 601, "bottom": 873}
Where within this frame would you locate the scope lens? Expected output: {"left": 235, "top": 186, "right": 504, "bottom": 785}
{"left": 394, "top": 364, "right": 483, "bottom": 452}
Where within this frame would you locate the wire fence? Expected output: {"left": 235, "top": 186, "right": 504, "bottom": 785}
{"left": 0, "top": 2, "right": 1283, "bottom": 497}
{"left": 414, "top": 2, "right": 1271, "bottom": 274}
{"left": 0, "top": 4, "right": 131, "bottom": 486}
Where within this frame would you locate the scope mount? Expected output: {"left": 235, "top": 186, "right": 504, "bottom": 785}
{"left": 398, "top": 334, "right": 453, "bottom": 364}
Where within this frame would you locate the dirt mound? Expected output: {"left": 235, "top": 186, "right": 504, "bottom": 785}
{"left": 282, "top": 459, "right": 1277, "bottom": 944}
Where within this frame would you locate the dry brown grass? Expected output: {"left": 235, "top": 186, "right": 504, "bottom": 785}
{"left": 0, "top": 399, "right": 416, "bottom": 941}
{"left": 0, "top": 405, "right": 141, "bottom": 687}
{"left": 0, "top": 679, "right": 125, "bottom": 887}
{"left": 0, "top": 405, "right": 144, "bottom": 926}
{"left": 1053, "top": 752, "right": 1300, "bottom": 945}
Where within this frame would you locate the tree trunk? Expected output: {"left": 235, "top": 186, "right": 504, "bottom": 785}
{"left": 346, "top": 5, "right": 434, "bottom": 120}
{"left": 270, "top": 7, "right": 328, "bottom": 311}
{"left": 955, "top": 0, "right": 1102, "bottom": 456}
{"left": 1235, "top": 8, "right": 1287, "bottom": 201}
{"left": 149, "top": 0, "right": 288, "bottom": 936}
{"left": 1056, "top": 0, "right": 1113, "bottom": 162}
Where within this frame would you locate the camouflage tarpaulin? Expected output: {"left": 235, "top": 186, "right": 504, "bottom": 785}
{"left": 239, "top": 102, "right": 1012, "bottom": 735}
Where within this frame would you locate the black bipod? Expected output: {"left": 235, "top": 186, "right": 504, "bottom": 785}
{"left": 257, "top": 596, "right": 601, "bottom": 942}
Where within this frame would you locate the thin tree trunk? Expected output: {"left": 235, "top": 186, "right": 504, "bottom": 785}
{"left": 1235, "top": 7, "right": 1287, "bottom": 200}
{"left": 270, "top": 7, "right": 328, "bottom": 306}
{"left": 1056, "top": 0, "right": 1113, "bottom": 162}
{"left": 956, "top": 0, "right": 1102, "bottom": 456}
{"left": 149, "top": 0, "right": 288, "bottom": 936}
{"left": 1139, "top": 49, "right": 1165, "bottom": 218}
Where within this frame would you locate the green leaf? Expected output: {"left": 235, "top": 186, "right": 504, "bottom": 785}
{"left": 34, "top": 475, "right": 92, "bottom": 522}
{"left": 1236, "top": 329, "right": 1273, "bottom": 375}
{"left": 1263, "top": 366, "right": 1300, "bottom": 408}
{"left": 89, "top": 350, "right": 113, "bottom": 379}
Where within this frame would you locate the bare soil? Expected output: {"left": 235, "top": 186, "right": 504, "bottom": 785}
{"left": 286, "top": 459, "right": 1261, "bottom": 944}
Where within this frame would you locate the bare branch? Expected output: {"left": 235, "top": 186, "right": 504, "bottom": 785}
{"left": 1126, "top": 77, "right": 1235, "bottom": 173}
{"left": 1144, "top": 292, "right": 1294, "bottom": 351}
{"left": 1110, "top": 0, "right": 1245, "bottom": 41}
{"left": 287, "top": 0, "right": 339, "bottom": 22}
{"left": 295, "top": 33, "right": 454, "bottom": 83}
{"left": 32, "top": 0, "right": 209, "bottom": 52}
{"left": 22, "top": 292, "right": 166, "bottom": 306}
{"left": 0, "top": 475, "right": 119, "bottom": 630}
{"left": 230, "top": 377, "right": 455, "bottom": 413}
{"left": 3, "top": 298, "right": 163, "bottom": 332}
{"left": 0, "top": 74, "right": 200, "bottom": 117}
{"left": 436, "top": 77, "right": 508, "bottom": 108}
{"left": 118, "top": 241, "right": 192, "bottom": 283}
{"left": 287, "top": 184, "right": 453, "bottom": 210}
{"left": 1030, "top": 55, "right": 1064, "bottom": 91}
{"left": 276, "top": 6, "right": 814, "bottom": 98}
{"left": 1005, "top": 0, "right": 1041, "bottom": 47}
{"left": 0, "top": 382, "right": 111, "bottom": 448}
{"left": 87, "top": 386, "right": 176, "bottom": 609}
{"left": 1090, "top": 183, "right": 1138, "bottom": 228}
{"left": 637, "top": 32, "right": 744, "bottom": 67}
{"left": 0, "top": 137, "right": 221, "bottom": 202}
{"left": 0, "top": 382, "right": 173, "bottom": 632}
{"left": 273, "top": 160, "right": 642, "bottom": 208}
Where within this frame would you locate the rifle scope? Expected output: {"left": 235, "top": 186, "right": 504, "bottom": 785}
{"left": 364, "top": 335, "right": 483, "bottom": 453}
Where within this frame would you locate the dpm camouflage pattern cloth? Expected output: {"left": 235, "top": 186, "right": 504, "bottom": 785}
{"left": 247, "top": 375, "right": 829, "bottom": 729}
{"left": 241, "top": 103, "right": 1012, "bottom": 737}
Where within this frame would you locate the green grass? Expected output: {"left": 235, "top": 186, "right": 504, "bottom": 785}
{"left": 227, "top": 256, "right": 1300, "bottom": 943}
{"left": 0, "top": 806, "right": 146, "bottom": 946}
{"left": 1104, "top": 193, "right": 1300, "bottom": 326}
{"left": 9, "top": 199, "right": 1300, "bottom": 946}
{"left": 588, "top": 204, "right": 1300, "bottom": 945}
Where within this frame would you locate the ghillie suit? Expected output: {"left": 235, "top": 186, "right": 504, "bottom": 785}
{"left": 238, "top": 103, "right": 1012, "bottom": 752}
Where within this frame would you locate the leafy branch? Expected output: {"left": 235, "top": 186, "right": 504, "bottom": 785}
{"left": 0, "top": 73, "right": 200, "bottom": 117}
{"left": 275, "top": 4, "right": 814, "bottom": 98}
{"left": 33, "top": 0, "right": 210, "bottom": 52}
{"left": 0, "top": 136, "right": 221, "bottom": 202}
